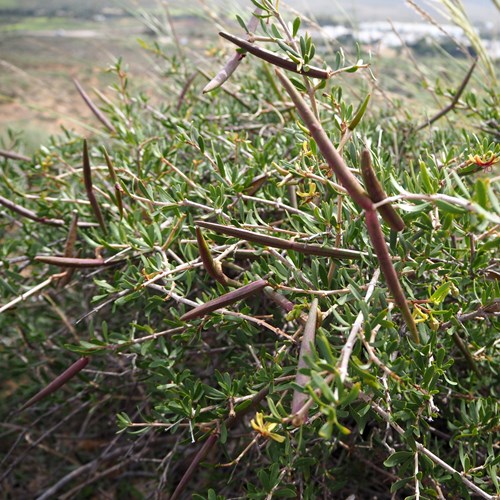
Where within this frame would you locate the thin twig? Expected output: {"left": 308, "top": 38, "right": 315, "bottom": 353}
{"left": 0, "top": 401, "right": 91, "bottom": 483}
{"left": 356, "top": 388, "right": 494, "bottom": 499}
{"left": 415, "top": 57, "right": 478, "bottom": 131}
{"left": 0, "top": 276, "right": 54, "bottom": 315}
{"left": 36, "top": 444, "right": 135, "bottom": 500}
{"left": 373, "top": 192, "right": 500, "bottom": 225}
{"left": 338, "top": 268, "right": 381, "bottom": 382}
{"left": 224, "top": 310, "right": 296, "bottom": 343}
{"left": 177, "top": 71, "right": 199, "bottom": 109}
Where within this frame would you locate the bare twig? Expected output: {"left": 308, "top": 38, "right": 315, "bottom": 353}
{"left": 373, "top": 192, "right": 500, "bottom": 225}
{"left": 415, "top": 57, "right": 478, "bottom": 131}
{"left": 36, "top": 444, "right": 136, "bottom": 500}
{"left": 338, "top": 268, "right": 381, "bottom": 382}
{"left": 356, "top": 388, "right": 494, "bottom": 499}
{"left": 177, "top": 71, "right": 199, "bottom": 109}
{"left": 0, "top": 400, "right": 91, "bottom": 483}
{"left": 0, "top": 277, "right": 55, "bottom": 315}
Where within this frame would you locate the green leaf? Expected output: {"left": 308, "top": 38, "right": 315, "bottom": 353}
{"left": 310, "top": 372, "right": 336, "bottom": 403}
{"left": 318, "top": 420, "right": 333, "bottom": 439}
{"left": 384, "top": 451, "right": 414, "bottom": 467}
{"left": 429, "top": 282, "right": 452, "bottom": 305}
{"left": 435, "top": 200, "right": 467, "bottom": 215}
{"left": 236, "top": 15, "right": 249, "bottom": 33}
{"left": 271, "top": 23, "right": 282, "bottom": 40}
{"left": 348, "top": 93, "right": 371, "bottom": 131}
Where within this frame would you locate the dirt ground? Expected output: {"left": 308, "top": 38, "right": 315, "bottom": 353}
{"left": 0, "top": 28, "right": 156, "bottom": 152}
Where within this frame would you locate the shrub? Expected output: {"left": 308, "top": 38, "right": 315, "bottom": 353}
{"left": 1, "top": 1, "right": 498, "bottom": 498}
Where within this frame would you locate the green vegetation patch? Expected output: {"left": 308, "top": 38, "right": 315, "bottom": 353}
{"left": 0, "top": 1, "right": 498, "bottom": 499}
{"left": 0, "top": 16, "right": 100, "bottom": 32}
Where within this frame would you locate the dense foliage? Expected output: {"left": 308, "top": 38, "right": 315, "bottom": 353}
{"left": 1, "top": 1, "right": 499, "bottom": 498}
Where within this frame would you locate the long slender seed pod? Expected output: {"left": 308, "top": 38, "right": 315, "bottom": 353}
{"left": 244, "top": 174, "right": 268, "bottom": 196}
{"left": 57, "top": 210, "right": 79, "bottom": 288}
{"left": 18, "top": 357, "right": 89, "bottom": 412}
{"left": 203, "top": 8, "right": 262, "bottom": 93}
{"left": 63, "top": 210, "right": 79, "bottom": 257}
{"left": 83, "top": 139, "right": 107, "bottom": 234}
{"left": 180, "top": 279, "right": 268, "bottom": 321}
{"left": 219, "top": 32, "right": 330, "bottom": 80}
{"left": 171, "top": 385, "right": 270, "bottom": 499}
{"left": 195, "top": 227, "right": 229, "bottom": 285}
{"left": 73, "top": 78, "right": 116, "bottom": 133}
{"left": 102, "top": 146, "right": 124, "bottom": 218}
{"left": 203, "top": 53, "right": 246, "bottom": 93}
{"left": 275, "top": 69, "right": 416, "bottom": 340}
{"left": 292, "top": 298, "right": 319, "bottom": 424}
{"left": 361, "top": 149, "right": 405, "bottom": 232}
{"left": 35, "top": 256, "right": 110, "bottom": 268}
{"left": 0, "top": 194, "right": 96, "bottom": 228}
{"left": 195, "top": 221, "right": 367, "bottom": 259}
{"left": 170, "top": 432, "right": 220, "bottom": 500}
{"left": 274, "top": 69, "right": 373, "bottom": 210}
{"left": 0, "top": 148, "right": 31, "bottom": 162}
{"left": 365, "top": 210, "right": 419, "bottom": 342}
{"left": 264, "top": 286, "right": 295, "bottom": 313}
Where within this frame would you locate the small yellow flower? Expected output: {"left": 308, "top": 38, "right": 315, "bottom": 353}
{"left": 250, "top": 412, "right": 285, "bottom": 443}
{"left": 412, "top": 304, "right": 429, "bottom": 324}
{"left": 467, "top": 152, "right": 498, "bottom": 169}
{"left": 297, "top": 181, "right": 317, "bottom": 198}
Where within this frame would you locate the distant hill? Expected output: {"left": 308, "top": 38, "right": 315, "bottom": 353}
{"left": 2, "top": 0, "right": 498, "bottom": 24}
{"left": 282, "top": 0, "right": 499, "bottom": 23}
